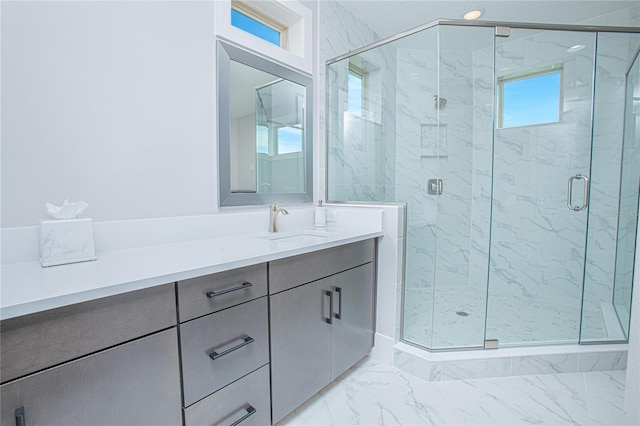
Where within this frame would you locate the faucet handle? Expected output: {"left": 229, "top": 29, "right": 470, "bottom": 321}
{"left": 270, "top": 202, "right": 284, "bottom": 211}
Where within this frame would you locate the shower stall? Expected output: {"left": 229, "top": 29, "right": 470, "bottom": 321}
{"left": 326, "top": 20, "right": 640, "bottom": 351}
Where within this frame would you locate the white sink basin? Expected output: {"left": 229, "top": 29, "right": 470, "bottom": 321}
{"left": 257, "top": 230, "right": 338, "bottom": 243}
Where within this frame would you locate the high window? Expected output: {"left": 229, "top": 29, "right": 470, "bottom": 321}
{"left": 231, "top": 1, "right": 288, "bottom": 49}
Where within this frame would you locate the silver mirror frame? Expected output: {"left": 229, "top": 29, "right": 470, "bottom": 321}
{"left": 218, "top": 40, "right": 313, "bottom": 207}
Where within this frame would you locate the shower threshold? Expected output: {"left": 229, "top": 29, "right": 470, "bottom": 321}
{"left": 393, "top": 341, "right": 628, "bottom": 382}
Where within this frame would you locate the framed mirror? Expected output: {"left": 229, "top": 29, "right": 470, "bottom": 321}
{"left": 218, "top": 40, "right": 313, "bottom": 207}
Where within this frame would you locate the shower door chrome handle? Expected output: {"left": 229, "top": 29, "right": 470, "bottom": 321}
{"left": 567, "top": 174, "right": 589, "bottom": 211}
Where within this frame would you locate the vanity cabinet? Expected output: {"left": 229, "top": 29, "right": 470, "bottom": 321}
{"left": 269, "top": 240, "right": 376, "bottom": 423}
{"left": 0, "top": 284, "right": 182, "bottom": 426}
{"left": 0, "top": 237, "right": 377, "bottom": 426}
{"left": 177, "top": 264, "right": 271, "bottom": 425}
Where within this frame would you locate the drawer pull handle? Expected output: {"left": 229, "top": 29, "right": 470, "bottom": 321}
{"left": 229, "top": 405, "right": 256, "bottom": 426}
{"left": 15, "top": 407, "right": 25, "bottom": 426}
{"left": 206, "top": 282, "right": 253, "bottom": 299}
{"left": 209, "top": 336, "right": 255, "bottom": 360}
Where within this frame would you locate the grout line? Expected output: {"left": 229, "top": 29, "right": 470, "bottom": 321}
{"left": 583, "top": 372, "right": 594, "bottom": 426}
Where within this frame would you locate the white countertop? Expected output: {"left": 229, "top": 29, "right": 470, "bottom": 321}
{"left": 0, "top": 226, "right": 383, "bottom": 320}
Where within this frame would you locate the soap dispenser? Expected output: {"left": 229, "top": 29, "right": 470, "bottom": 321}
{"left": 314, "top": 200, "right": 327, "bottom": 227}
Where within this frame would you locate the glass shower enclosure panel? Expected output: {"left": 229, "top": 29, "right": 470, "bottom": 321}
{"left": 581, "top": 33, "right": 640, "bottom": 342}
{"left": 396, "top": 26, "right": 440, "bottom": 349}
{"left": 613, "top": 49, "right": 640, "bottom": 339}
{"left": 486, "top": 29, "right": 597, "bottom": 346}
{"left": 426, "top": 25, "right": 494, "bottom": 350}
{"left": 396, "top": 25, "right": 494, "bottom": 350}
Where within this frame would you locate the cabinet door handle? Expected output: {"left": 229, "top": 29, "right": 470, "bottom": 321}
{"left": 209, "top": 336, "right": 254, "bottom": 360}
{"left": 334, "top": 287, "right": 343, "bottom": 320}
{"left": 15, "top": 407, "right": 25, "bottom": 426}
{"left": 206, "top": 282, "right": 252, "bottom": 298}
{"left": 323, "top": 290, "right": 333, "bottom": 324}
{"left": 229, "top": 405, "right": 256, "bottom": 426}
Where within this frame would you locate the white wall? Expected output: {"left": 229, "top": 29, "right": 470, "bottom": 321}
{"left": 1, "top": 1, "right": 218, "bottom": 227}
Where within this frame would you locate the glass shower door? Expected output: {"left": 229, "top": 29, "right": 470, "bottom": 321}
{"left": 486, "top": 29, "right": 597, "bottom": 346}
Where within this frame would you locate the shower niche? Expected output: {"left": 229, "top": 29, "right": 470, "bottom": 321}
{"left": 326, "top": 20, "right": 640, "bottom": 350}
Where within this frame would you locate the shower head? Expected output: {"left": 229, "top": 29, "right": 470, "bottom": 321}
{"left": 433, "top": 95, "right": 447, "bottom": 109}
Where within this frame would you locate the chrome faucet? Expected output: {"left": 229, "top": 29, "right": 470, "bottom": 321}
{"left": 269, "top": 202, "right": 289, "bottom": 232}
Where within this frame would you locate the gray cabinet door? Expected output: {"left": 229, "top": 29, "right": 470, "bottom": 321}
{"left": 269, "top": 278, "right": 332, "bottom": 424}
{"left": 330, "top": 263, "right": 375, "bottom": 381}
{"left": 0, "top": 328, "right": 182, "bottom": 426}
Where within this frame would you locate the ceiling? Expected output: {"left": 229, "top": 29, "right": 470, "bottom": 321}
{"left": 337, "top": 1, "right": 640, "bottom": 40}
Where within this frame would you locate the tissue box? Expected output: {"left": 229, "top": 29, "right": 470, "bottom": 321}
{"left": 39, "top": 218, "right": 97, "bottom": 267}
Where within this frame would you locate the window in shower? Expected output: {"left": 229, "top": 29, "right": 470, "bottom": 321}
{"left": 498, "top": 66, "right": 563, "bottom": 128}
{"left": 347, "top": 64, "right": 367, "bottom": 116}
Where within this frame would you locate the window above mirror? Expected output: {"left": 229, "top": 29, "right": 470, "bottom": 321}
{"left": 231, "top": 0, "right": 287, "bottom": 49}
{"left": 214, "top": 0, "right": 312, "bottom": 74}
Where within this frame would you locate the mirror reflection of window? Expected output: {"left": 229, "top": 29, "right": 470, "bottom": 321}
{"left": 277, "top": 127, "right": 302, "bottom": 154}
{"left": 256, "top": 125, "right": 269, "bottom": 154}
{"left": 227, "top": 58, "right": 305, "bottom": 195}
{"left": 219, "top": 40, "right": 313, "bottom": 206}
{"left": 255, "top": 78, "right": 305, "bottom": 193}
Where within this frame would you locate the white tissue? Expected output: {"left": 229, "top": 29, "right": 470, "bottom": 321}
{"left": 46, "top": 199, "right": 89, "bottom": 220}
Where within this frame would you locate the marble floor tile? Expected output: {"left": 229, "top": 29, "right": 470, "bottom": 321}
{"left": 278, "top": 379, "right": 380, "bottom": 425}
{"left": 279, "top": 357, "right": 628, "bottom": 426}
{"left": 584, "top": 370, "right": 626, "bottom": 395}
{"left": 585, "top": 385, "right": 626, "bottom": 425}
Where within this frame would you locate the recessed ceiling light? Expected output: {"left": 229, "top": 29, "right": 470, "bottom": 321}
{"left": 463, "top": 9, "right": 484, "bottom": 20}
{"left": 567, "top": 44, "right": 586, "bottom": 53}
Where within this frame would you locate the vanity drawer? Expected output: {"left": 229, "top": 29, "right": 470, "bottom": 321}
{"left": 269, "top": 239, "right": 375, "bottom": 294}
{"left": 177, "top": 263, "right": 267, "bottom": 322}
{"left": 0, "top": 283, "right": 177, "bottom": 383}
{"left": 184, "top": 364, "right": 271, "bottom": 426}
{"left": 180, "top": 297, "right": 269, "bottom": 406}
